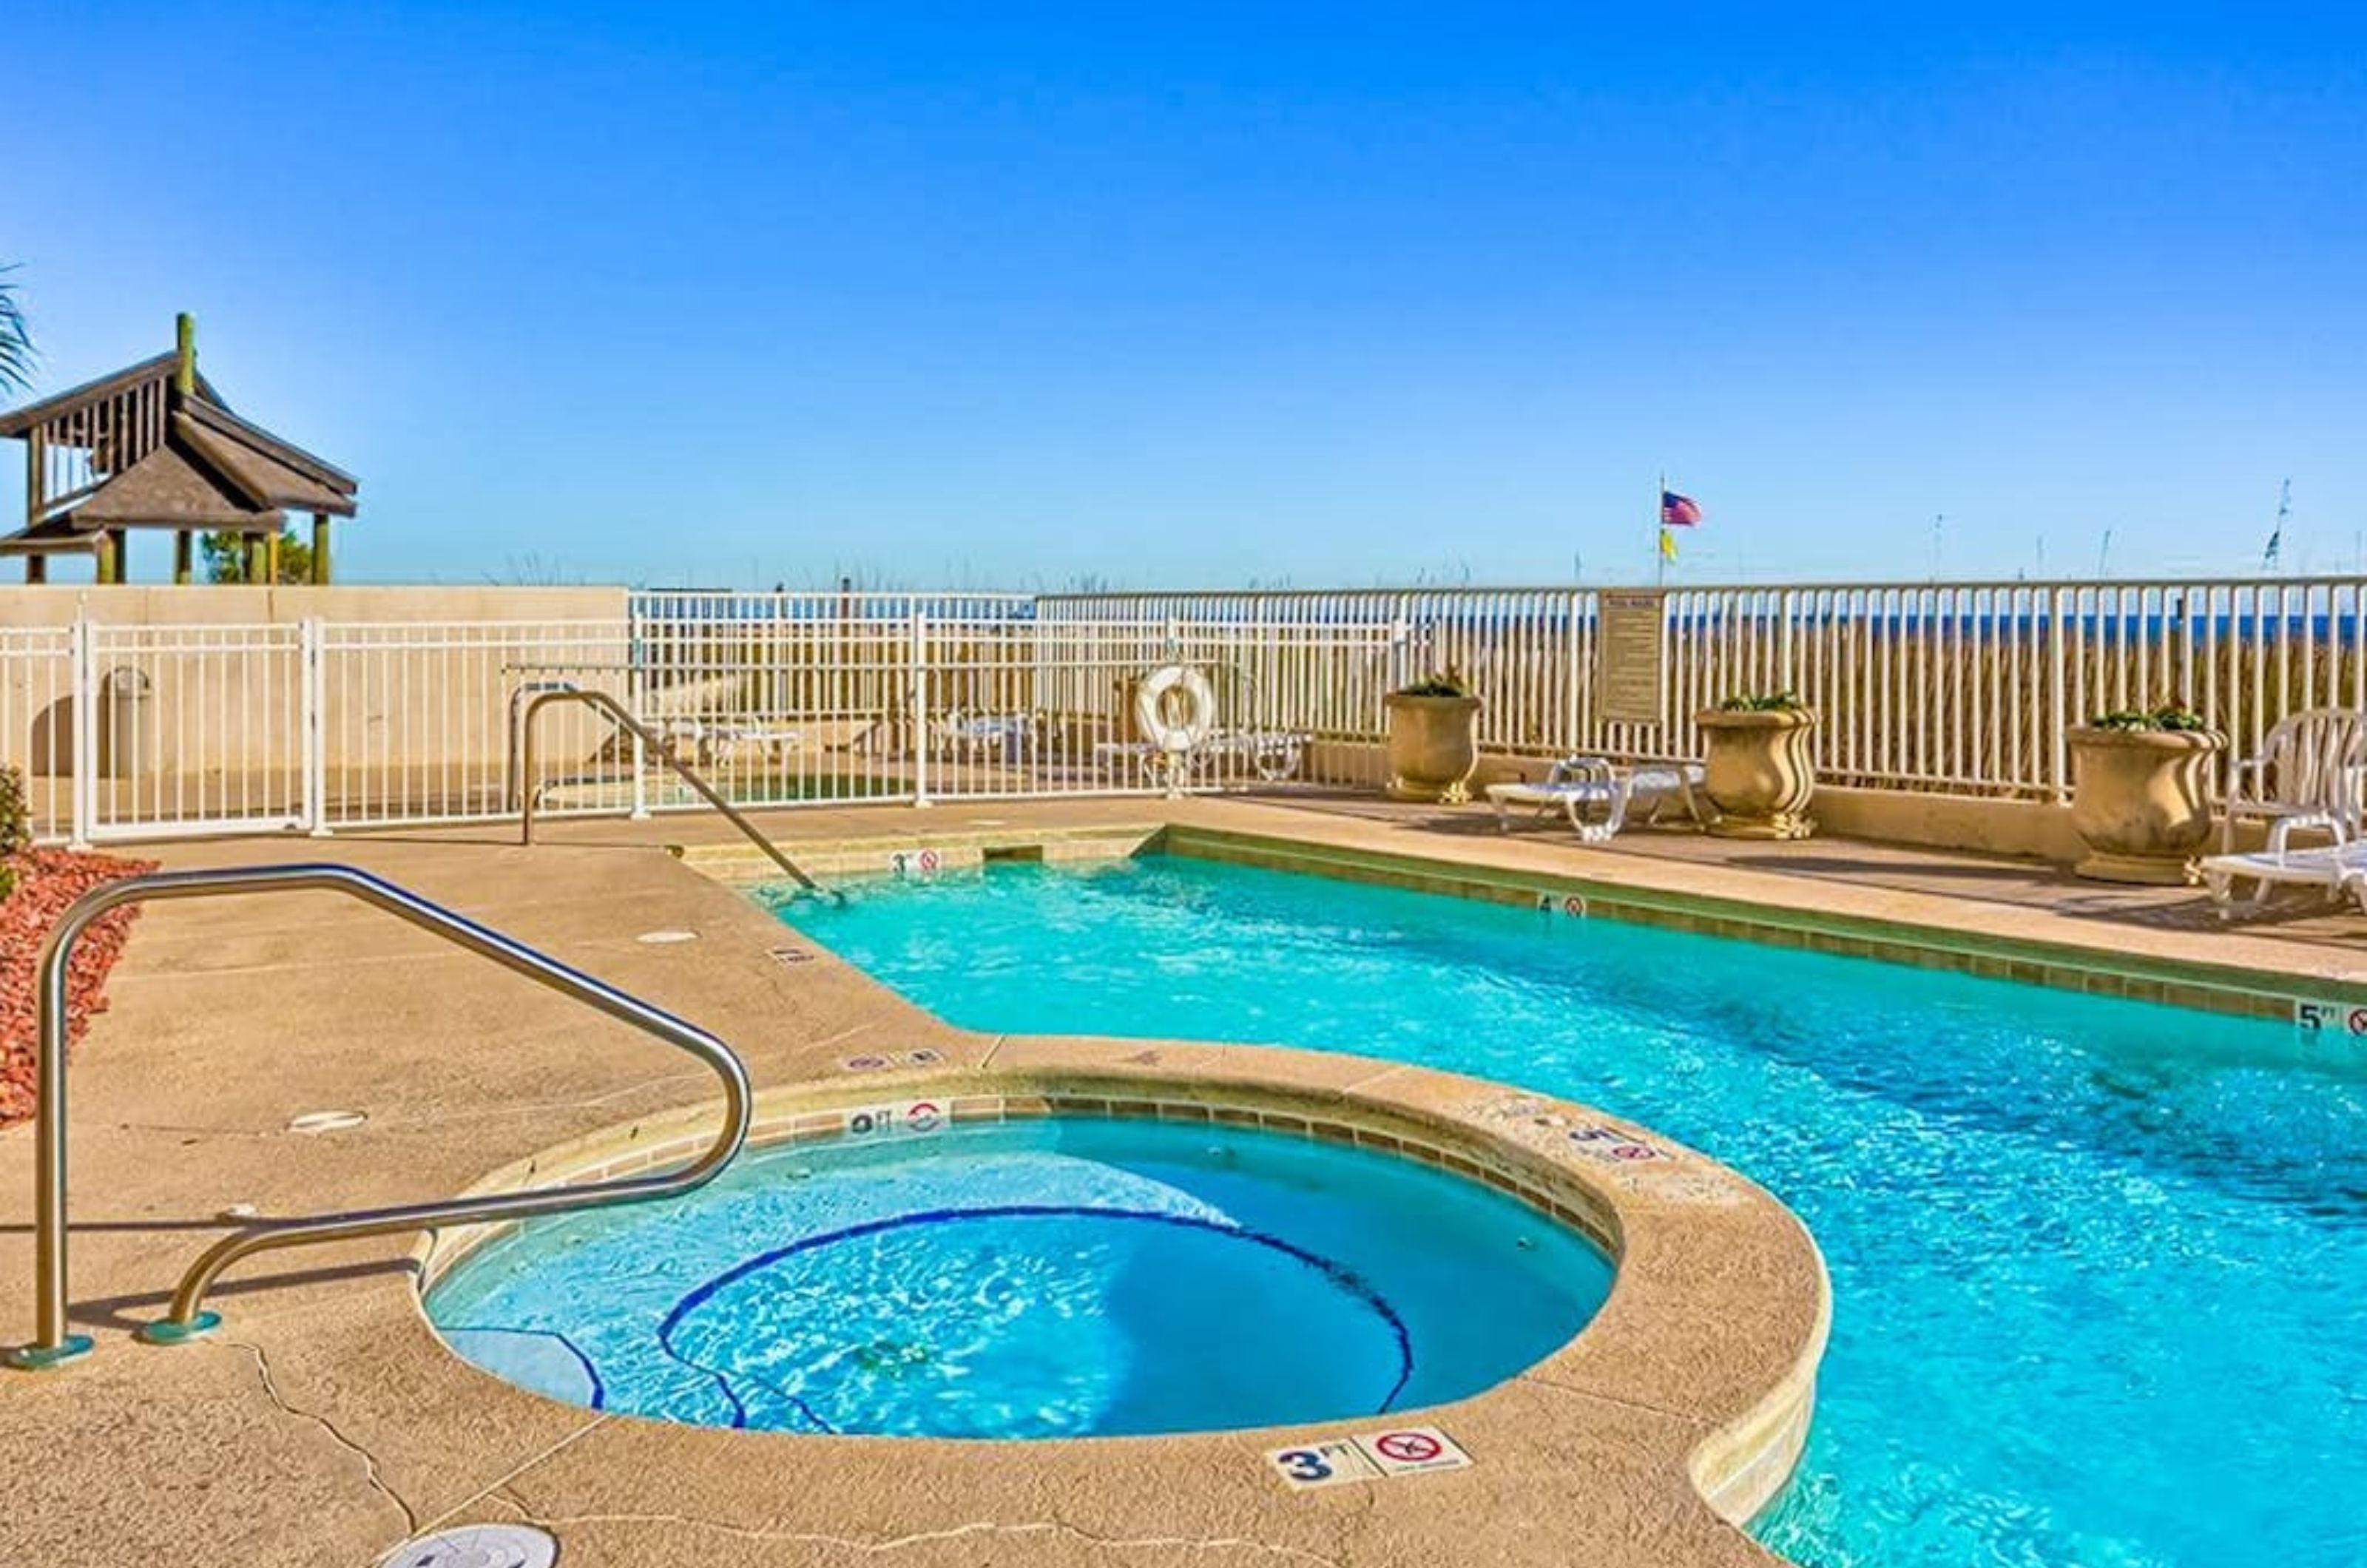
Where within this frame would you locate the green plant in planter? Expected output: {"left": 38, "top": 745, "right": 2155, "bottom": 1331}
{"left": 1718, "top": 690, "right": 1806, "bottom": 713}
{"left": 2087, "top": 704, "right": 2209, "bottom": 732}
{"left": 1394, "top": 672, "right": 1470, "bottom": 699}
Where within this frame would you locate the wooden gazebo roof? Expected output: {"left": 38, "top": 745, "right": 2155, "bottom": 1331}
{"left": 0, "top": 517, "right": 101, "bottom": 560}
{"left": 0, "top": 317, "right": 357, "bottom": 571}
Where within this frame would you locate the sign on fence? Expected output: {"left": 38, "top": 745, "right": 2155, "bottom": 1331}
{"left": 1596, "top": 589, "right": 1667, "bottom": 725}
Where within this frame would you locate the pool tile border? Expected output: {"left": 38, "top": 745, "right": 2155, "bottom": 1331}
{"left": 421, "top": 1084, "right": 1633, "bottom": 1283}
{"left": 680, "top": 823, "right": 1156, "bottom": 884}
{"left": 1157, "top": 824, "right": 2357, "bottom": 1023}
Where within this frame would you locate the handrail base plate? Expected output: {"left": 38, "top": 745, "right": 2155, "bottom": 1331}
{"left": 135, "top": 1311, "right": 222, "bottom": 1347}
{"left": 7, "top": 1334, "right": 94, "bottom": 1370}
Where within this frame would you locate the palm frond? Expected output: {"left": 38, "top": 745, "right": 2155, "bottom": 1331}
{"left": 0, "top": 266, "right": 35, "bottom": 396}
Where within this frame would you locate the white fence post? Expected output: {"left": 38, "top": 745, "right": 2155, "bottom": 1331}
{"left": 627, "top": 621, "right": 650, "bottom": 822}
{"left": 910, "top": 609, "right": 931, "bottom": 808}
{"left": 2048, "top": 586, "right": 2070, "bottom": 802}
{"left": 1563, "top": 589, "right": 1584, "bottom": 755}
{"left": 68, "top": 613, "right": 93, "bottom": 850}
{"left": 302, "top": 617, "right": 328, "bottom": 836}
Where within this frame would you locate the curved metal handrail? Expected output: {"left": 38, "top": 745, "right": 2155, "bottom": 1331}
{"left": 516, "top": 685, "right": 835, "bottom": 899}
{"left": 7, "top": 862, "right": 752, "bottom": 1370}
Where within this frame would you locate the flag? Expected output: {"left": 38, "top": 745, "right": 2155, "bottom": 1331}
{"left": 1658, "top": 527, "right": 1678, "bottom": 561}
{"left": 1661, "top": 490, "right": 1702, "bottom": 527}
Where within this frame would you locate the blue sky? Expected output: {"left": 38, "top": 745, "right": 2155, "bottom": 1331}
{"left": 6, "top": 3, "right": 2364, "bottom": 587}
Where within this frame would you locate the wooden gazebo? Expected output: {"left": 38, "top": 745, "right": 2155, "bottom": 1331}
{"left": 0, "top": 314, "right": 358, "bottom": 584}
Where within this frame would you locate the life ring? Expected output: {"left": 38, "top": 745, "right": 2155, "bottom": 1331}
{"left": 1135, "top": 664, "right": 1217, "bottom": 754}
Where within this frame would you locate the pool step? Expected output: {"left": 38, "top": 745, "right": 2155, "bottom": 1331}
{"left": 678, "top": 823, "right": 1158, "bottom": 882}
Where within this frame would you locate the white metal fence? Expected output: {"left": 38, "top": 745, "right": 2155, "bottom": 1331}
{"left": 627, "top": 596, "right": 1401, "bottom": 810}
{"left": 0, "top": 624, "right": 75, "bottom": 844}
{"left": 1046, "top": 578, "right": 2367, "bottom": 800}
{"left": 7, "top": 578, "right": 2366, "bottom": 845}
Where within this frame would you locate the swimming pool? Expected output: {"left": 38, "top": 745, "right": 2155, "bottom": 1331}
{"left": 773, "top": 856, "right": 2367, "bottom": 1568}
{"left": 426, "top": 1116, "right": 1612, "bottom": 1438}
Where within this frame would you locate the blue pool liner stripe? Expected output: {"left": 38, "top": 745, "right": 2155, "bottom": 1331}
{"left": 653, "top": 1203, "right": 1417, "bottom": 1424}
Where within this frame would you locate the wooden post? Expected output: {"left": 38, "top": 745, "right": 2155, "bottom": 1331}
{"left": 265, "top": 530, "right": 282, "bottom": 584}
{"left": 174, "top": 531, "right": 194, "bottom": 585}
{"left": 311, "top": 513, "right": 331, "bottom": 584}
{"left": 244, "top": 535, "right": 265, "bottom": 584}
{"left": 95, "top": 532, "right": 116, "bottom": 585}
{"left": 25, "top": 555, "right": 47, "bottom": 585}
{"left": 175, "top": 314, "right": 196, "bottom": 396}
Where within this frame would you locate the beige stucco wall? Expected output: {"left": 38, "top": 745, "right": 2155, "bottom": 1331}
{"left": 1809, "top": 785, "right": 2086, "bottom": 862}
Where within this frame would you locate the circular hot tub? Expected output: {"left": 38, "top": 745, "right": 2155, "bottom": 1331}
{"left": 426, "top": 1115, "right": 1613, "bottom": 1438}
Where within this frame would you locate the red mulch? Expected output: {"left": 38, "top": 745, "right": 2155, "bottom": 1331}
{"left": 1, "top": 849, "right": 160, "bottom": 1129}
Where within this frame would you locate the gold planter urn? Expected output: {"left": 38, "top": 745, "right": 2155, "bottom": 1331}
{"left": 1696, "top": 707, "right": 1818, "bottom": 839}
{"left": 1383, "top": 692, "right": 1482, "bottom": 803}
{"left": 2065, "top": 726, "right": 2226, "bottom": 884}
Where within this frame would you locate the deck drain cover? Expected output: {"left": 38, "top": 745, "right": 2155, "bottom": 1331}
{"left": 286, "top": 1109, "right": 367, "bottom": 1135}
{"left": 381, "top": 1524, "right": 557, "bottom": 1568}
{"left": 635, "top": 928, "right": 698, "bottom": 944}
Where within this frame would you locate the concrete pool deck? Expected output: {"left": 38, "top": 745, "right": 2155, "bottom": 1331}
{"left": 2, "top": 794, "right": 2356, "bottom": 1565}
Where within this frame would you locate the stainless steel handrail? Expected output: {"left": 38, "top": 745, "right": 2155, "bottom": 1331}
{"left": 515, "top": 685, "right": 835, "bottom": 899}
{"left": 503, "top": 677, "right": 585, "bottom": 811}
{"left": 7, "top": 862, "right": 753, "bottom": 1370}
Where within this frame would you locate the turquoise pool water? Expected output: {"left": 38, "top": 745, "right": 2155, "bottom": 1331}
{"left": 773, "top": 856, "right": 2367, "bottom": 1568}
{"left": 427, "top": 1116, "right": 1610, "bottom": 1438}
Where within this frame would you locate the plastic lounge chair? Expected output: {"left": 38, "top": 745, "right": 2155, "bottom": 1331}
{"left": 1090, "top": 728, "right": 1308, "bottom": 790}
{"left": 2201, "top": 833, "right": 2367, "bottom": 915}
{"left": 1485, "top": 757, "right": 1706, "bottom": 844}
{"left": 657, "top": 718, "right": 802, "bottom": 766}
{"left": 719, "top": 722, "right": 803, "bottom": 759}
{"left": 939, "top": 712, "right": 1037, "bottom": 761}
{"left": 1196, "top": 728, "right": 1311, "bottom": 783}
{"left": 2223, "top": 708, "right": 2367, "bottom": 851}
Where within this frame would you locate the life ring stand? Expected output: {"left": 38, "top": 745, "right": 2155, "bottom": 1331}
{"left": 1135, "top": 664, "right": 1218, "bottom": 754}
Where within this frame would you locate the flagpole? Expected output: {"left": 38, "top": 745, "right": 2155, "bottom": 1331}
{"left": 1655, "top": 472, "right": 1666, "bottom": 589}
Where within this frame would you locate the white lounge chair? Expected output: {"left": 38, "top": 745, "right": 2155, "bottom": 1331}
{"left": 1195, "top": 728, "right": 1311, "bottom": 782}
{"left": 655, "top": 717, "right": 803, "bottom": 767}
{"left": 1485, "top": 757, "right": 1706, "bottom": 844}
{"left": 2201, "top": 832, "right": 2367, "bottom": 914}
{"left": 2223, "top": 708, "right": 2367, "bottom": 851}
{"left": 938, "top": 712, "right": 1037, "bottom": 761}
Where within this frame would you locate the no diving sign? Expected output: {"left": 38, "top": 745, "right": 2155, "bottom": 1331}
{"left": 841, "top": 1099, "right": 950, "bottom": 1140}
{"left": 1366, "top": 1430, "right": 1450, "bottom": 1470}
{"left": 1266, "top": 1426, "right": 1471, "bottom": 1490}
